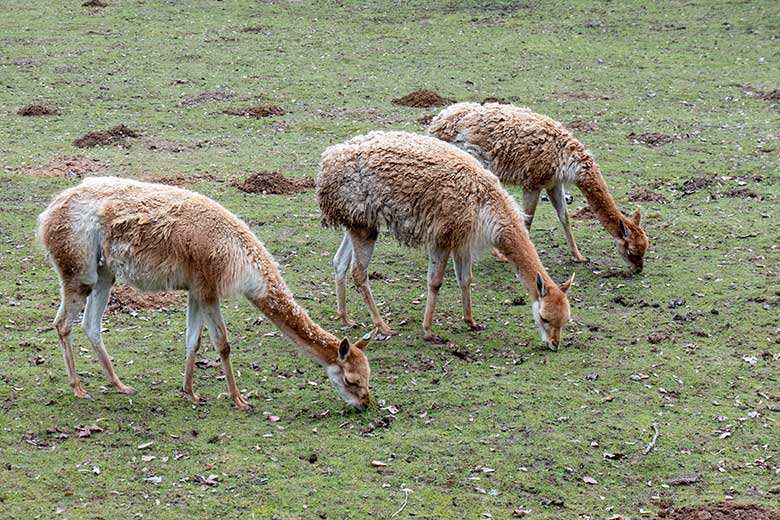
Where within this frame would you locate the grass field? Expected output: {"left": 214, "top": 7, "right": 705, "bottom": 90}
{"left": 1, "top": 1, "right": 779, "bottom": 518}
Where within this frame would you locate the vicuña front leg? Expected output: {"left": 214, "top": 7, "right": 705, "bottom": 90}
{"left": 183, "top": 294, "right": 205, "bottom": 405}
{"left": 333, "top": 232, "right": 357, "bottom": 327}
{"left": 547, "top": 185, "right": 587, "bottom": 263}
{"left": 55, "top": 284, "right": 91, "bottom": 398}
{"left": 522, "top": 190, "right": 542, "bottom": 230}
{"left": 203, "top": 302, "right": 252, "bottom": 410}
{"left": 453, "top": 251, "right": 483, "bottom": 331}
{"left": 83, "top": 271, "right": 135, "bottom": 395}
{"left": 423, "top": 249, "right": 449, "bottom": 342}
{"left": 350, "top": 229, "right": 394, "bottom": 335}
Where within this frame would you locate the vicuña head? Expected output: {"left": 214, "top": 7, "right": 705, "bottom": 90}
{"left": 617, "top": 208, "right": 647, "bottom": 274}
{"left": 532, "top": 273, "right": 574, "bottom": 351}
{"left": 327, "top": 331, "right": 374, "bottom": 411}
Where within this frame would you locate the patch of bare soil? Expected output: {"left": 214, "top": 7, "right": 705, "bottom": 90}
{"left": 560, "top": 89, "right": 612, "bottom": 101}
{"left": 73, "top": 125, "right": 139, "bottom": 148}
{"left": 725, "top": 187, "right": 764, "bottom": 200}
{"left": 628, "top": 188, "right": 669, "bottom": 204}
{"left": 626, "top": 132, "right": 685, "bottom": 147}
{"left": 19, "top": 155, "right": 106, "bottom": 179}
{"left": 572, "top": 206, "right": 597, "bottom": 220}
{"left": 566, "top": 119, "right": 598, "bottom": 133}
{"left": 359, "top": 415, "right": 395, "bottom": 435}
{"left": 179, "top": 91, "right": 234, "bottom": 107}
{"left": 392, "top": 89, "right": 455, "bottom": 108}
{"left": 140, "top": 172, "right": 218, "bottom": 187}
{"left": 418, "top": 114, "right": 435, "bottom": 127}
{"left": 17, "top": 104, "right": 61, "bottom": 116}
{"left": 759, "top": 89, "right": 780, "bottom": 101}
{"left": 234, "top": 171, "right": 315, "bottom": 195}
{"left": 106, "top": 285, "right": 182, "bottom": 315}
{"left": 672, "top": 176, "right": 717, "bottom": 196}
{"left": 454, "top": 2, "right": 536, "bottom": 13}
{"left": 658, "top": 502, "right": 780, "bottom": 520}
{"left": 142, "top": 137, "right": 191, "bottom": 153}
{"left": 241, "top": 25, "right": 269, "bottom": 33}
{"left": 82, "top": 0, "right": 108, "bottom": 6}
{"left": 223, "top": 104, "right": 285, "bottom": 118}
{"left": 481, "top": 96, "right": 511, "bottom": 104}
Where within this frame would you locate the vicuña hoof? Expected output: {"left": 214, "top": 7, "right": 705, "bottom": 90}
{"left": 233, "top": 395, "right": 253, "bottom": 410}
{"left": 424, "top": 334, "right": 447, "bottom": 344}
{"left": 466, "top": 321, "right": 485, "bottom": 331}
{"left": 115, "top": 383, "right": 136, "bottom": 395}
{"left": 340, "top": 317, "right": 358, "bottom": 328}
{"left": 72, "top": 383, "right": 91, "bottom": 399}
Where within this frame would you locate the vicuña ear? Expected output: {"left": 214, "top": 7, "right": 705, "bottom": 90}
{"left": 536, "top": 273, "right": 545, "bottom": 298}
{"left": 338, "top": 338, "right": 350, "bottom": 362}
{"left": 560, "top": 272, "right": 575, "bottom": 293}
{"left": 633, "top": 207, "right": 641, "bottom": 226}
{"left": 619, "top": 219, "right": 630, "bottom": 240}
{"left": 353, "top": 328, "right": 377, "bottom": 350}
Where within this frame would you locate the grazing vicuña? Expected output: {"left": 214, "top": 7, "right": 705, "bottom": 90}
{"left": 429, "top": 102, "right": 648, "bottom": 274}
{"left": 38, "top": 177, "right": 373, "bottom": 410}
{"left": 317, "top": 131, "right": 573, "bottom": 350}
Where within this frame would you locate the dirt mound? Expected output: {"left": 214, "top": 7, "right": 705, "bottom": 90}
{"left": 73, "top": 125, "right": 139, "bottom": 148}
{"left": 19, "top": 155, "right": 106, "bottom": 179}
{"left": 566, "top": 119, "right": 598, "bottom": 133}
{"left": 224, "top": 104, "right": 285, "bottom": 118}
{"left": 759, "top": 89, "right": 780, "bottom": 101}
{"left": 83, "top": 0, "right": 108, "bottom": 6}
{"left": 658, "top": 502, "right": 780, "bottom": 520}
{"left": 672, "top": 176, "right": 717, "bottom": 196}
{"left": 141, "top": 172, "right": 218, "bottom": 187}
{"left": 392, "top": 90, "right": 455, "bottom": 108}
{"left": 235, "top": 171, "right": 314, "bottom": 194}
{"left": 142, "top": 137, "right": 191, "bottom": 153}
{"left": 572, "top": 206, "right": 597, "bottom": 220}
{"left": 241, "top": 25, "right": 269, "bottom": 33}
{"left": 418, "top": 114, "right": 435, "bottom": 126}
{"left": 725, "top": 187, "right": 764, "bottom": 200}
{"left": 626, "top": 132, "right": 684, "bottom": 147}
{"left": 560, "top": 89, "right": 612, "bottom": 101}
{"left": 628, "top": 188, "right": 669, "bottom": 204}
{"left": 17, "top": 104, "right": 61, "bottom": 116}
{"left": 106, "top": 285, "right": 182, "bottom": 315}
{"left": 481, "top": 96, "right": 511, "bottom": 105}
{"left": 179, "top": 91, "right": 234, "bottom": 107}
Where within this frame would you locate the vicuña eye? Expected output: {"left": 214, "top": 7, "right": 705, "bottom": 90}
{"left": 540, "top": 317, "right": 550, "bottom": 324}
{"left": 344, "top": 378, "right": 358, "bottom": 387}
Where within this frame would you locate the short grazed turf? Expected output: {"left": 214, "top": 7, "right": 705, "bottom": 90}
{"left": 1, "top": 1, "right": 778, "bottom": 518}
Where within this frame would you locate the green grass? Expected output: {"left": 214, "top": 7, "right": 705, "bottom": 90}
{"left": 1, "top": 1, "right": 779, "bottom": 518}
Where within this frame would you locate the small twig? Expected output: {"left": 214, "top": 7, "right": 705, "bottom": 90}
{"left": 390, "top": 488, "right": 410, "bottom": 518}
{"left": 643, "top": 422, "right": 660, "bottom": 455}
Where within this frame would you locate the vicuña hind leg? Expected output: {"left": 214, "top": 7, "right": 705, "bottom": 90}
{"left": 350, "top": 228, "right": 394, "bottom": 335}
{"left": 422, "top": 248, "right": 449, "bottom": 342}
{"left": 203, "top": 301, "right": 252, "bottom": 410}
{"left": 453, "top": 251, "right": 483, "bottom": 331}
{"left": 83, "top": 269, "right": 135, "bottom": 395}
{"left": 547, "top": 185, "right": 587, "bottom": 263}
{"left": 183, "top": 293, "right": 205, "bottom": 405}
{"left": 55, "top": 283, "right": 91, "bottom": 398}
{"left": 333, "top": 232, "right": 357, "bottom": 327}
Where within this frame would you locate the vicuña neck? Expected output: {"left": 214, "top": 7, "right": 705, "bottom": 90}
{"left": 575, "top": 161, "right": 625, "bottom": 240}
{"left": 496, "top": 217, "right": 553, "bottom": 301}
{"left": 250, "top": 272, "right": 340, "bottom": 366}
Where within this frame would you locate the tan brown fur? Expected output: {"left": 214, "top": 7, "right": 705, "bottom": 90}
{"left": 38, "top": 177, "right": 372, "bottom": 410}
{"left": 317, "top": 131, "right": 573, "bottom": 348}
{"left": 429, "top": 102, "right": 648, "bottom": 273}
